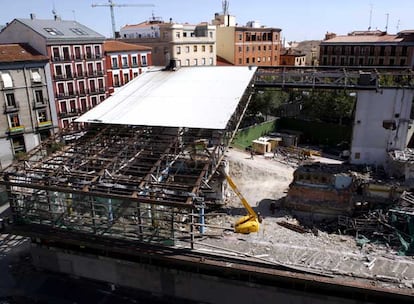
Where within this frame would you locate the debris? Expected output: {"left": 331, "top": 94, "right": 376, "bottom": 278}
{"left": 277, "top": 221, "right": 308, "bottom": 234}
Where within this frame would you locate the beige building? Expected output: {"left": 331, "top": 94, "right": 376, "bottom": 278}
{"left": 213, "top": 14, "right": 282, "bottom": 66}
{"left": 0, "top": 43, "right": 54, "bottom": 166}
{"left": 120, "top": 19, "right": 216, "bottom": 67}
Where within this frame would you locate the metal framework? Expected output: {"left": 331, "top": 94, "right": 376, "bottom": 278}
{"left": 254, "top": 66, "right": 414, "bottom": 90}
{"left": 1, "top": 86, "right": 253, "bottom": 249}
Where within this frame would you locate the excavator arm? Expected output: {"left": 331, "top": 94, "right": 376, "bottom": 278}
{"left": 224, "top": 173, "right": 260, "bottom": 234}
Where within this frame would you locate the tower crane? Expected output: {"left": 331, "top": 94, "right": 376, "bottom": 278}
{"left": 91, "top": 0, "right": 154, "bottom": 38}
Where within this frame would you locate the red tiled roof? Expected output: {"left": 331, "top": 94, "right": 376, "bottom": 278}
{"left": 0, "top": 43, "right": 48, "bottom": 63}
{"left": 104, "top": 40, "right": 152, "bottom": 53}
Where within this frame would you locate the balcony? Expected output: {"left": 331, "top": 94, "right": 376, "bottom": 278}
{"left": 52, "top": 55, "right": 72, "bottom": 62}
{"left": 56, "top": 91, "right": 78, "bottom": 99}
{"left": 58, "top": 110, "right": 80, "bottom": 118}
{"left": 3, "top": 102, "right": 19, "bottom": 114}
{"left": 37, "top": 120, "right": 53, "bottom": 130}
{"left": 33, "top": 100, "right": 48, "bottom": 109}
{"left": 7, "top": 125, "right": 25, "bottom": 135}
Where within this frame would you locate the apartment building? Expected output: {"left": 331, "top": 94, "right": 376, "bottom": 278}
{"left": 104, "top": 40, "right": 152, "bottom": 93}
{"left": 0, "top": 43, "right": 53, "bottom": 166}
{"left": 0, "top": 16, "right": 108, "bottom": 129}
{"left": 213, "top": 14, "right": 282, "bottom": 66}
{"left": 280, "top": 49, "right": 306, "bottom": 66}
{"left": 120, "top": 18, "right": 216, "bottom": 67}
{"left": 319, "top": 30, "right": 414, "bottom": 67}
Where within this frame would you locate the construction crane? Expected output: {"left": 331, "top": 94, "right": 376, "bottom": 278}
{"left": 91, "top": 0, "right": 154, "bottom": 38}
{"left": 224, "top": 172, "right": 261, "bottom": 234}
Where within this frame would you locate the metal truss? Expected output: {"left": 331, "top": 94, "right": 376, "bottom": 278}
{"left": 1, "top": 85, "right": 254, "bottom": 249}
{"left": 254, "top": 66, "right": 414, "bottom": 90}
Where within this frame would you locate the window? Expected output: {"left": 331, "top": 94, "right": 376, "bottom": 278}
{"left": 193, "top": 59, "right": 198, "bottom": 66}
{"left": 91, "top": 96, "right": 97, "bottom": 107}
{"left": 94, "top": 45, "right": 101, "bottom": 58}
{"left": 1, "top": 72, "right": 13, "bottom": 88}
{"left": 177, "top": 46, "right": 181, "bottom": 55}
{"left": 209, "top": 31, "right": 213, "bottom": 38}
{"left": 31, "top": 70, "right": 42, "bottom": 83}
{"left": 238, "top": 46, "right": 242, "bottom": 53}
{"left": 183, "top": 32, "right": 187, "bottom": 38}
{"left": 44, "top": 27, "right": 63, "bottom": 36}
{"left": 52, "top": 47, "right": 60, "bottom": 60}
{"left": 133, "top": 72, "right": 139, "bottom": 78}
{"left": 62, "top": 47, "right": 70, "bottom": 60}
{"left": 70, "top": 28, "right": 88, "bottom": 35}
{"left": 5, "top": 93, "right": 16, "bottom": 107}
{"left": 69, "top": 100, "right": 76, "bottom": 112}
{"left": 185, "top": 46, "right": 190, "bottom": 53}
{"left": 96, "top": 62, "right": 103, "bottom": 74}
{"left": 113, "top": 74, "right": 120, "bottom": 87}
{"left": 80, "top": 98, "right": 87, "bottom": 111}
{"left": 193, "top": 45, "right": 198, "bottom": 52}
{"left": 112, "top": 57, "right": 118, "bottom": 68}
{"left": 238, "top": 58, "right": 242, "bottom": 64}
{"left": 8, "top": 113, "right": 21, "bottom": 127}
{"left": 37, "top": 110, "right": 48, "bottom": 123}
{"left": 89, "top": 79, "right": 96, "bottom": 92}
{"left": 124, "top": 73, "right": 129, "bottom": 83}
{"left": 122, "top": 56, "right": 128, "bottom": 67}
{"left": 141, "top": 55, "right": 147, "bottom": 66}
{"left": 246, "top": 46, "right": 249, "bottom": 52}
{"left": 185, "top": 59, "right": 190, "bottom": 66}
{"left": 209, "top": 58, "right": 213, "bottom": 65}
{"left": 202, "top": 45, "right": 206, "bottom": 52}
{"left": 87, "top": 63, "right": 93, "bottom": 75}
{"left": 176, "top": 32, "right": 181, "bottom": 38}
{"left": 60, "top": 101, "right": 67, "bottom": 113}
{"left": 12, "top": 136, "right": 26, "bottom": 153}
{"left": 98, "top": 78, "right": 104, "bottom": 89}
{"left": 202, "top": 58, "right": 206, "bottom": 65}
{"left": 209, "top": 45, "right": 213, "bottom": 53}
{"left": 85, "top": 46, "right": 92, "bottom": 59}
{"left": 76, "top": 64, "right": 83, "bottom": 76}
{"left": 238, "top": 34, "right": 242, "bottom": 40}
{"left": 74, "top": 46, "right": 82, "bottom": 59}
{"left": 78, "top": 81, "right": 86, "bottom": 95}
{"left": 246, "top": 58, "right": 250, "bottom": 64}
{"left": 67, "top": 82, "right": 75, "bottom": 96}
{"left": 132, "top": 56, "right": 138, "bottom": 66}
{"left": 34, "top": 90, "right": 44, "bottom": 104}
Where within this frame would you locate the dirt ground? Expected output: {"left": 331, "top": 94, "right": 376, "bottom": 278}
{"left": 196, "top": 148, "right": 414, "bottom": 292}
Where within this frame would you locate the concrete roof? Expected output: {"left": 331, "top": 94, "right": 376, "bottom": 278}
{"left": 76, "top": 66, "right": 257, "bottom": 129}
{"left": 14, "top": 18, "right": 105, "bottom": 41}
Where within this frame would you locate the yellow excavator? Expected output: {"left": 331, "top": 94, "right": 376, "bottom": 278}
{"left": 224, "top": 173, "right": 261, "bottom": 234}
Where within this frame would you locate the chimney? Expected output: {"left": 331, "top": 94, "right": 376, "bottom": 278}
{"left": 30, "top": 13, "right": 36, "bottom": 20}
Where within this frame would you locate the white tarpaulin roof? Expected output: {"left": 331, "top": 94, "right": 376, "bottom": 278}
{"left": 76, "top": 66, "right": 257, "bottom": 129}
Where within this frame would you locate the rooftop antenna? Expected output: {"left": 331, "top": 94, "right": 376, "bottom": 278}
{"left": 396, "top": 19, "right": 400, "bottom": 32}
{"left": 222, "top": 0, "right": 229, "bottom": 15}
{"left": 385, "top": 13, "right": 389, "bottom": 33}
{"left": 368, "top": 3, "right": 373, "bottom": 31}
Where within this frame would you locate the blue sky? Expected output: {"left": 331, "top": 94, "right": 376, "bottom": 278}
{"left": 0, "top": 0, "right": 413, "bottom": 41}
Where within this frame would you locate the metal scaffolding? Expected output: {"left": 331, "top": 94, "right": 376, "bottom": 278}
{"left": 1, "top": 88, "right": 253, "bottom": 248}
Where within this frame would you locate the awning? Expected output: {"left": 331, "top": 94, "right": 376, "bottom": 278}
{"left": 31, "top": 71, "right": 42, "bottom": 83}
{"left": 76, "top": 66, "right": 257, "bottom": 130}
{"left": 1, "top": 73, "right": 13, "bottom": 88}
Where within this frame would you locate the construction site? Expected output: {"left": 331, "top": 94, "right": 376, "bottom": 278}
{"left": 1, "top": 66, "right": 414, "bottom": 303}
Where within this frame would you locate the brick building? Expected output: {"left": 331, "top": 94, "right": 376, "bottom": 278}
{"left": 0, "top": 43, "right": 53, "bottom": 166}
{"left": 0, "top": 16, "right": 108, "bottom": 129}
{"left": 104, "top": 40, "right": 152, "bottom": 93}
{"left": 319, "top": 30, "right": 414, "bottom": 67}
{"left": 213, "top": 14, "right": 282, "bottom": 66}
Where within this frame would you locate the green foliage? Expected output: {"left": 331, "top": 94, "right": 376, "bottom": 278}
{"left": 248, "top": 89, "right": 289, "bottom": 118}
{"left": 300, "top": 90, "right": 356, "bottom": 125}
{"left": 277, "top": 117, "right": 352, "bottom": 147}
{"left": 47, "top": 141, "right": 65, "bottom": 155}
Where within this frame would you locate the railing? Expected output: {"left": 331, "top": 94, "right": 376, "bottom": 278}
{"left": 37, "top": 120, "right": 52, "bottom": 129}
{"left": 33, "top": 100, "right": 48, "bottom": 109}
{"left": 7, "top": 125, "right": 25, "bottom": 134}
